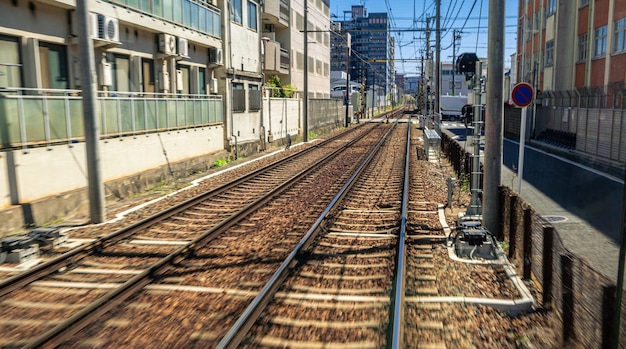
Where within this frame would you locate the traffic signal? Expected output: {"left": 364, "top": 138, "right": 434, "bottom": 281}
{"left": 456, "top": 53, "right": 479, "bottom": 74}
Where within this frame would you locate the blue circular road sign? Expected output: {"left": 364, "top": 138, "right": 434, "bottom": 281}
{"left": 511, "top": 82, "right": 533, "bottom": 107}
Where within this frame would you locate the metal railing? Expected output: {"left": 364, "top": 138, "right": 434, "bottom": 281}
{"left": 0, "top": 88, "right": 223, "bottom": 150}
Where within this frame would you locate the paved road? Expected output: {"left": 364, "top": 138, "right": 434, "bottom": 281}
{"left": 442, "top": 122, "right": 624, "bottom": 282}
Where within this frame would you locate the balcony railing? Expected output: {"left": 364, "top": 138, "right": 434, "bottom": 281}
{"left": 108, "top": 0, "right": 221, "bottom": 38}
{"left": 279, "top": 48, "right": 290, "bottom": 71}
{"left": 0, "top": 88, "right": 223, "bottom": 150}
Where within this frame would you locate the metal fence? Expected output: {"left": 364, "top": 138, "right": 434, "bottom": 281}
{"left": 534, "top": 106, "right": 626, "bottom": 164}
{"left": 0, "top": 88, "right": 223, "bottom": 150}
{"left": 440, "top": 132, "right": 626, "bottom": 348}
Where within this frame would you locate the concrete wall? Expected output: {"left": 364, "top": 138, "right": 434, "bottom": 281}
{"left": 263, "top": 97, "right": 301, "bottom": 143}
{"left": 0, "top": 126, "right": 225, "bottom": 234}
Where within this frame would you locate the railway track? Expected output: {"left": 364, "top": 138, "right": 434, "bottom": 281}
{"left": 217, "top": 118, "right": 412, "bottom": 348}
{"left": 0, "top": 110, "right": 408, "bottom": 348}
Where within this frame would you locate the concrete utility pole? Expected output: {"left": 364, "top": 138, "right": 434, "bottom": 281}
{"left": 425, "top": 18, "right": 430, "bottom": 116}
{"left": 303, "top": 0, "right": 309, "bottom": 142}
{"left": 451, "top": 30, "right": 461, "bottom": 96}
{"left": 435, "top": 0, "right": 441, "bottom": 123}
{"left": 483, "top": 0, "right": 505, "bottom": 233}
{"left": 76, "top": 0, "right": 105, "bottom": 223}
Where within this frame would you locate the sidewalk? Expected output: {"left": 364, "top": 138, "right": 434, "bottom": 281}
{"left": 442, "top": 125, "right": 624, "bottom": 283}
{"left": 501, "top": 161, "right": 621, "bottom": 283}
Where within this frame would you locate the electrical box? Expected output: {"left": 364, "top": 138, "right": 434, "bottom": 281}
{"left": 176, "top": 69, "right": 183, "bottom": 91}
{"left": 159, "top": 71, "right": 170, "bottom": 92}
{"left": 100, "top": 62, "right": 113, "bottom": 86}
{"left": 209, "top": 78, "right": 218, "bottom": 94}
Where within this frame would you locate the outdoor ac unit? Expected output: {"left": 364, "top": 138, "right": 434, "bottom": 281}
{"left": 176, "top": 69, "right": 184, "bottom": 91}
{"left": 159, "top": 33, "right": 177, "bottom": 55}
{"left": 178, "top": 37, "right": 189, "bottom": 57}
{"left": 209, "top": 78, "right": 218, "bottom": 94}
{"left": 208, "top": 47, "right": 223, "bottom": 65}
{"left": 98, "top": 15, "right": 119, "bottom": 42}
{"left": 71, "top": 11, "right": 99, "bottom": 39}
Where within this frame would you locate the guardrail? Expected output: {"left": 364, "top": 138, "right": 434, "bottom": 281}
{"left": 0, "top": 88, "right": 223, "bottom": 150}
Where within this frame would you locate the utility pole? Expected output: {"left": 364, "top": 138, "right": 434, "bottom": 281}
{"left": 425, "top": 17, "right": 430, "bottom": 117}
{"left": 76, "top": 0, "right": 105, "bottom": 223}
{"left": 435, "top": 0, "right": 441, "bottom": 124}
{"left": 344, "top": 30, "right": 351, "bottom": 127}
{"left": 451, "top": 30, "right": 461, "bottom": 96}
{"left": 483, "top": 0, "right": 505, "bottom": 233}
{"left": 303, "top": 0, "right": 309, "bottom": 142}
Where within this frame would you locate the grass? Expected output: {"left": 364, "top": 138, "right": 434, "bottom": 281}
{"left": 212, "top": 158, "right": 230, "bottom": 168}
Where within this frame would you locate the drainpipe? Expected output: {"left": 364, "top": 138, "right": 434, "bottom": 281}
{"left": 226, "top": 0, "right": 238, "bottom": 159}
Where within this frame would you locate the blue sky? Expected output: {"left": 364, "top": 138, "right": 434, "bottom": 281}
{"left": 329, "top": 0, "right": 519, "bottom": 75}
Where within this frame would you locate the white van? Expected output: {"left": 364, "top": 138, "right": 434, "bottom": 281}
{"left": 440, "top": 95, "right": 468, "bottom": 121}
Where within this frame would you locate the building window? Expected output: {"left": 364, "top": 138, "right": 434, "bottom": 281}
{"left": 614, "top": 18, "right": 626, "bottom": 54}
{"left": 545, "top": 40, "right": 554, "bottom": 67}
{"left": 578, "top": 33, "right": 587, "bottom": 62}
{"left": 534, "top": 11, "right": 540, "bottom": 31}
{"left": 198, "top": 67, "right": 206, "bottom": 95}
{"left": 230, "top": 0, "right": 242, "bottom": 24}
{"left": 547, "top": 0, "right": 556, "bottom": 16}
{"left": 232, "top": 82, "right": 245, "bottom": 112}
{"left": 39, "top": 42, "right": 69, "bottom": 89}
{"left": 109, "top": 53, "right": 130, "bottom": 92}
{"left": 579, "top": 0, "right": 589, "bottom": 8}
{"left": 248, "top": 84, "right": 260, "bottom": 111}
{"left": 247, "top": 1, "right": 257, "bottom": 31}
{"left": 142, "top": 58, "right": 155, "bottom": 93}
{"left": 0, "top": 35, "right": 22, "bottom": 88}
{"left": 594, "top": 25, "right": 608, "bottom": 58}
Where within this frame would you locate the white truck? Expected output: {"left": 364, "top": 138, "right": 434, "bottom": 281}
{"left": 440, "top": 95, "right": 468, "bottom": 121}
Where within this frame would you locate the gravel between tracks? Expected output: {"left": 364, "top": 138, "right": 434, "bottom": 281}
{"left": 30, "top": 125, "right": 563, "bottom": 348}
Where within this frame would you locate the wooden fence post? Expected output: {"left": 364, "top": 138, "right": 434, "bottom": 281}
{"left": 542, "top": 226, "right": 554, "bottom": 309}
{"left": 508, "top": 194, "right": 518, "bottom": 259}
{"left": 561, "top": 254, "right": 575, "bottom": 343}
{"left": 602, "top": 285, "right": 617, "bottom": 349}
{"left": 523, "top": 208, "right": 532, "bottom": 280}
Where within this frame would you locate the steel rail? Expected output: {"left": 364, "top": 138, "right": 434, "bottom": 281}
{"left": 216, "top": 112, "right": 405, "bottom": 349}
{"left": 0, "top": 123, "right": 369, "bottom": 299}
{"left": 22, "top": 122, "right": 384, "bottom": 349}
{"left": 391, "top": 116, "right": 412, "bottom": 348}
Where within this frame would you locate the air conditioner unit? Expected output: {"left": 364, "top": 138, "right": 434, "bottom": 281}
{"left": 208, "top": 47, "right": 223, "bottom": 66}
{"left": 176, "top": 70, "right": 184, "bottom": 91}
{"left": 98, "top": 15, "right": 119, "bottom": 42}
{"left": 209, "top": 78, "right": 218, "bottom": 94}
{"left": 178, "top": 38, "right": 189, "bottom": 58}
{"left": 71, "top": 11, "right": 99, "bottom": 39}
{"left": 159, "top": 33, "right": 177, "bottom": 55}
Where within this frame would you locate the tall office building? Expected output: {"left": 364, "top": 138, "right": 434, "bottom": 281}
{"left": 331, "top": 5, "right": 394, "bottom": 104}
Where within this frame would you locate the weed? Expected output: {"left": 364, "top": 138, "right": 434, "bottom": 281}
{"left": 212, "top": 159, "right": 229, "bottom": 168}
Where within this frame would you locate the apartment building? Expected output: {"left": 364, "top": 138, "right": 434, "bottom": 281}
{"left": 260, "top": 0, "right": 331, "bottom": 98}
{"left": 0, "top": 0, "right": 269, "bottom": 155}
{"left": 517, "top": 0, "right": 626, "bottom": 108}
{"left": 331, "top": 5, "right": 395, "bottom": 106}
